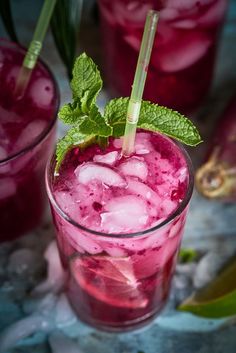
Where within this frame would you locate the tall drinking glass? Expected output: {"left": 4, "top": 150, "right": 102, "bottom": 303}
{"left": 0, "top": 39, "right": 59, "bottom": 242}
{"left": 98, "top": 0, "right": 228, "bottom": 114}
{"left": 46, "top": 130, "right": 194, "bottom": 331}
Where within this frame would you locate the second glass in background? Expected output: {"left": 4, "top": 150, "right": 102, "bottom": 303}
{"left": 98, "top": 0, "right": 228, "bottom": 114}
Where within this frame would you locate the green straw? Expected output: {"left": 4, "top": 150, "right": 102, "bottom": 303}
{"left": 15, "top": 0, "right": 57, "bottom": 98}
{"left": 122, "top": 10, "right": 159, "bottom": 156}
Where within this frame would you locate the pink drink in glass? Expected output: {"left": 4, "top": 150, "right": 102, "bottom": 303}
{"left": 0, "top": 39, "right": 59, "bottom": 242}
{"left": 47, "top": 130, "right": 193, "bottom": 331}
{"left": 98, "top": 0, "right": 228, "bottom": 114}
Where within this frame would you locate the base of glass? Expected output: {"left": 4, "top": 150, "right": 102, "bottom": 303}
{"left": 74, "top": 303, "right": 166, "bottom": 333}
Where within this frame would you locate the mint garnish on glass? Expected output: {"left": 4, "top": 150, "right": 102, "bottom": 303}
{"left": 56, "top": 53, "right": 202, "bottom": 173}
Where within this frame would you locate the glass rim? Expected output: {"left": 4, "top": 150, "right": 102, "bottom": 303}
{"left": 46, "top": 137, "right": 194, "bottom": 239}
{"left": 0, "top": 38, "right": 60, "bottom": 165}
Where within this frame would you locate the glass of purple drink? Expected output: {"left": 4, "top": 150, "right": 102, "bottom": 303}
{"left": 46, "top": 130, "right": 193, "bottom": 331}
{"left": 0, "top": 39, "right": 59, "bottom": 242}
{"left": 98, "top": 0, "right": 228, "bottom": 114}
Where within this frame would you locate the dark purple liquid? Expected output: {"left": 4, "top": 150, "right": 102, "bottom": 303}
{"left": 0, "top": 40, "right": 59, "bottom": 242}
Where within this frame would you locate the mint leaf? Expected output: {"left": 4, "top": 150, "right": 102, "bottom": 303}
{"left": 58, "top": 102, "right": 85, "bottom": 125}
{"left": 104, "top": 97, "right": 128, "bottom": 137}
{"left": 71, "top": 53, "right": 102, "bottom": 112}
{"left": 55, "top": 127, "right": 95, "bottom": 173}
{"left": 105, "top": 98, "right": 202, "bottom": 146}
{"left": 79, "top": 105, "right": 112, "bottom": 137}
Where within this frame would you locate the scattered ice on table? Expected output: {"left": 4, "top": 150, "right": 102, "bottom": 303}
{"left": 75, "top": 162, "right": 126, "bottom": 187}
{"left": 8, "top": 248, "right": 42, "bottom": 278}
{"left": 0, "top": 315, "right": 53, "bottom": 353}
{"left": 193, "top": 250, "right": 233, "bottom": 288}
{"left": 55, "top": 294, "right": 77, "bottom": 328}
{"left": 93, "top": 151, "right": 119, "bottom": 165}
{"left": 119, "top": 157, "right": 148, "bottom": 181}
{"left": 49, "top": 331, "right": 83, "bottom": 353}
{"left": 101, "top": 195, "right": 148, "bottom": 232}
{"left": 23, "top": 292, "right": 57, "bottom": 315}
{"left": 14, "top": 120, "right": 47, "bottom": 151}
{"left": 32, "top": 241, "right": 66, "bottom": 295}
{"left": 0, "top": 178, "right": 16, "bottom": 200}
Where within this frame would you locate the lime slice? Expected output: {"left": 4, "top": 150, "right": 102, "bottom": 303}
{"left": 70, "top": 255, "right": 148, "bottom": 309}
{"left": 178, "top": 257, "right": 236, "bottom": 318}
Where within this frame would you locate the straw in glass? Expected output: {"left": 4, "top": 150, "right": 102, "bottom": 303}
{"left": 122, "top": 10, "right": 159, "bottom": 156}
{"left": 14, "top": 0, "right": 57, "bottom": 98}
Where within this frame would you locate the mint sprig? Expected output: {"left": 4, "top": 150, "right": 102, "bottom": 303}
{"left": 56, "top": 53, "right": 202, "bottom": 172}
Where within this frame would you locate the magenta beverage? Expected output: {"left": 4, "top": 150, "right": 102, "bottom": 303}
{"left": 47, "top": 130, "right": 193, "bottom": 331}
{"left": 0, "top": 39, "right": 59, "bottom": 242}
{"left": 98, "top": 0, "right": 228, "bottom": 113}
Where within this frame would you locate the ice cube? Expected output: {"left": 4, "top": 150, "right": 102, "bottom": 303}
{"left": 55, "top": 294, "right": 77, "bottom": 328}
{"left": 0, "top": 177, "right": 16, "bottom": 200}
{"left": 0, "top": 315, "right": 53, "bottom": 352}
{"left": 102, "top": 243, "right": 127, "bottom": 257}
{"left": 157, "top": 32, "right": 211, "bottom": 72}
{"left": 101, "top": 195, "right": 148, "bottom": 232}
{"left": 175, "top": 166, "right": 188, "bottom": 183}
{"left": 32, "top": 241, "right": 66, "bottom": 295}
{"left": 0, "top": 146, "right": 10, "bottom": 173}
{"left": 49, "top": 331, "right": 83, "bottom": 353}
{"left": 124, "top": 35, "right": 140, "bottom": 51}
{"left": 161, "top": 199, "right": 177, "bottom": 217}
{"left": 127, "top": 178, "right": 162, "bottom": 205}
{"left": 7, "top": 248, "right": 44, "bottom": 281}
{"left": 93, "top": 151, "right": 119, "bottom": 165}
{"left": 119, "top": 157, "right": 148, "bottom": 181}
{"left": 65, "top": 223, "right": 103, "bottom": 255}
{"left": 75, "top": 162, "right": 126, "bottom": 187}
{"left": 54, "top": 191, "right": 79, "bottom": 219}
{"left": 14, "top": 119, "right": 47, "bottom": 151}
{"left": 171, "top": 19, "right": 197, "bottom": 29}
{"left": 193, "top": 251, "right": 231, "bottom": 289}
{"left": 160, "top": 8, "right": 179, "bottom": 21}
{"left": 30, "top": 77, "right": 54, "bottom": 108}
{"left": 166, "top": 0, "right": 214, "bottom": 10}
{"left": 198, "top": 0, "right": 227, "bottom": 26}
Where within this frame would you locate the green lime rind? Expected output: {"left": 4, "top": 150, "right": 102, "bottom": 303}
{"left": 178, "top": 257, "right": 236, "bottom": 319}
{"left": 178, "top": 289, "right": 236, "bottom": 318}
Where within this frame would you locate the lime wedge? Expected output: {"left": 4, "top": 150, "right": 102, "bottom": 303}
{"left": 178, "top": 257, "right": 236, "bottom": 318}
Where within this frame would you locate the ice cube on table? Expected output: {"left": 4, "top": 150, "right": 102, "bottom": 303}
{"left": 93, "top": 151, "right": 119, "bottom": 165}
{"left": 0, "top": 315, "right": 53, "bottom": 353}
{"left": 49, "top": 331, "right": 83, "bottom": 353}
{"left": 55, "top": 294, "right": 77, "bottom": 328}
{"left": 7, "top": 248, "right": 43, "bottom": 279}
{"left": 119, "top": 157, "right": 148, "bottom": 181}
{"left": 30, "top": 77, "right": 54, "bottom": 108}
{"left": 0, "top": 177, "right": 16, "bottom": 200}
{"left": 101, "top": 195, "right": 148, "bottom": 232}
{"left": 75, "top": 162, "right": 126, "bottom": 187}
{"left": 14, "top": 119, "right": 47, "bottom": 151}
{"left": 32, "top": 241, "right": 66, "bottom": 295}
{"left": 156, "top": 32, "right": 211, "bottom": 72}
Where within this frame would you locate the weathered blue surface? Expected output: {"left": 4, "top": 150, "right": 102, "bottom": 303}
{"left": 0, "top": 1, "right": 236, "bottom": 352}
